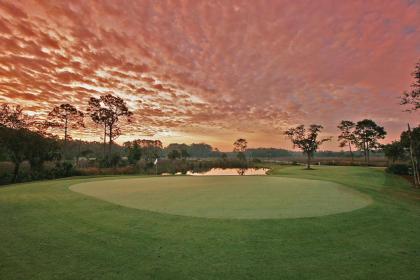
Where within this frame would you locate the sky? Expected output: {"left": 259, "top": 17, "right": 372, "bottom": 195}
{"left": 0, "top": 0, "right": 419, "bottom": 151}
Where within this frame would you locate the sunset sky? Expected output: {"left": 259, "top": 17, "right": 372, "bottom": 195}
{"left": 0, "top": 0, "right": 419, "bottom": 151}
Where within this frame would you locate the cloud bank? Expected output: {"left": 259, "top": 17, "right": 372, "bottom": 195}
{"left": 0, "top": 0, "right": 419, "bottom": 150}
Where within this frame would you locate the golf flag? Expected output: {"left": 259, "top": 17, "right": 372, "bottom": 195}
{"left": 154, "top": 158, "right": 158, "bottom": 165}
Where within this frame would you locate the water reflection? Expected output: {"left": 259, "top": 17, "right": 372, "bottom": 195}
{"left": 187, "top": 168, "right": 268, "bottom": 176}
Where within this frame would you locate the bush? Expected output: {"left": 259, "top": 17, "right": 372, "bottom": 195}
{"left": 0, "top": 173, "right": 13, "bottom": 185}
{"left": 109, "top": 154, "right": 122, "bottom": 168}
{"left": 75, "top": 166, "right": 136, "bottom": 176}
{"left": 386, "top": 164, "right": 409, "bottom": 175}
{"left": 53, "top": 162, "right": 76, "bottom": 177}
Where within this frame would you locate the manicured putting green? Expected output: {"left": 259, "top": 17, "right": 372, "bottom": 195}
{"left": 70, "top": 176, "right": 371, "bottom": 219}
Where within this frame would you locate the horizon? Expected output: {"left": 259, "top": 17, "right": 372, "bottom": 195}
{"left": 0, "top": 1, "right": 419, "bottom": 151}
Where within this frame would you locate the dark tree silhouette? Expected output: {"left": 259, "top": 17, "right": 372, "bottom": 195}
{"left": 284, "top": 124, "right": 331, "bottom": 169}
{"left": 0, "top": 104, "right": 29, "bottom": 129}
{"left": 48, "top": 104, "right": 84, "bottom": 159}
{"left": 124, "top": 141, "right": 142, "bottom": 164}
{"left": 88, "top": 94, "right": 132, "bottom": 159}
{"left": 0, "top": 105, "right": 59, "bottom": 182}
{"left": 87, "top": 103, "right": 110, "bottom": 157}
{"left": 0, "top": 104, "right": 30, "bottom": 181}
{"left": 383, "top": 141, "right": 406, "bottom": 164}
{"left": 337, "top": 120, "right": 356, "bottom": 163}
{"left": 233, "top": 138, "right": 247, "bottom": 161}
{"left": 180, "top": 149, "right": 190, "bottom": 160}
{"left": 0, "top": 127, "right": 30, "bottom": 182}
{"left": 125, "top": 139, "right": 163, "bottom": 161}
{"left": 400, "top": 60, "right": 419, "bottom": 111}
{"left": 168, "top": 149, "right": 181, "bottom": 160}
{"left": 25, "top": 132, "right": 60, "bottom": 173}
{"left": 401, "top": 125, "right": 420, "bottom": 187}
{"left": 353, "top": 119, "right": 386, "bottom": 164}
{"left": 400, "top": 61, "right": 420, "bottom": 186}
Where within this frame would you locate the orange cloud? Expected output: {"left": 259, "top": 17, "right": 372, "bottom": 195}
{"left": 0, "top": 0, "right": 418, "bottom": 150}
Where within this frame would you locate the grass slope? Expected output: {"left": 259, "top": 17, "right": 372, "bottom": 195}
{"left": 70, "top": 176, "right": 371, "bottom": 219}
{"left": 0, "top": 166, "right": 419, "bottom": 280}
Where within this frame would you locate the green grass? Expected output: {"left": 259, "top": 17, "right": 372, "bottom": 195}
{"left": 1, "top": 166, "right": 419, "bottom": 279}
{"left": 70, "top": 176, "right": 371, "bottom": 219}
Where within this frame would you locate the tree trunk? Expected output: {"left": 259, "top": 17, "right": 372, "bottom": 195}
{"left": 12, "top": 161, "right": 20, "bottom": 183}
{"left": 108, "top": 125, "right": 113, "bottom": 158}
{"left": 307, "top": 154, "right": 311, "bottom": 169}
{"left": 63, "top": 117, "right": 68, "bottom": 160}
{"left": 103, "top": 123, "right": 107, "bottom": 158}
{"left": 363, "top": 141, "right": 368, "bottom": 163}
{"left": 349, "top": 143, "right": 354, "bottom": 164}
{"left": 407, "top": 123, "right": 420, "bottom": 187}
{"left": 76, "top": 140, "right": 81, "bottom": 168}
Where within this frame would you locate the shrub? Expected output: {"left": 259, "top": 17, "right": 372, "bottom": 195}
{"left": 386, "top": 163, "right": 409, "bottom": 175}
{"left": 109, "top": 154, "right": 122, "bottom": 168}
{"left": 0, "top": 173, "right": 13, "bottom": 185}
{"left": 75, "top": 166, "right": 136, "bottom": 176}
{"left": 53, "top": 162, "right": 76, "bottom": 177}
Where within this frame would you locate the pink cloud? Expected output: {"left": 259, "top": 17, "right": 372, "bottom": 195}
{"left": 0, "top": 0, "right": 418, "bottom": 150}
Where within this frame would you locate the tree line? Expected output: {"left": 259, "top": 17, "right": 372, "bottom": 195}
{"left": 0, "top": 60, "right": 418, "bottom": 185}
{"left": 282, "top": 60, "right": 419, "bottom": 187}
{"left": 0, "top": 94, "right": 133, "bottom": 181}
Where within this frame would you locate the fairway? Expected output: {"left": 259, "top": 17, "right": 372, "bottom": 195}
{"left": 70, "top": 176, "right": 371, "bottom": 219}
{"left": 2, "top": 166, "right": 420, "bottom": 280}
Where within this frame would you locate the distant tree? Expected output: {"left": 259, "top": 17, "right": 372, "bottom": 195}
{"left": 400, "top": 125, "right": 420, "bottom": 187}
{"left": 401, "top": 125, "right": 420, "bottom": 164}
{"left": 164, "top": 143, "right": 218, "bottom": 158}
{"left": 233, "top": 138, "right": 247, "bottom": 161}
{"left": 221, "top": 153, "right": 228, "bottom": 161}
{"left": 0, "top": 104, "right": 29, "bottom": 129}
{"left": 246, "top": 148, "right": 291, "bottom": 158}
{"left": 124, "top": 141, "right": 142, "bottom": 164}
{"left": 168, "top": 149, "right": 181, "bottom": 160}
{"left": 166, "top": 143, "right": 188, "bottom": 152}
{"left": 0, "top": 104, "right": 31, "bottom": 181}
{"left": 47, "top": 104, "right": 84, "bottom": 159}
{"left": 353, "top": 119, "right": 386, "bottom": 164}
{"left": 26, "top": 132, "right": 60, "bottom": 173}
{"left": 400, "top": 60, "right": 419, "bottom": 111}
{"left": 88, "top": 101, "right": 110, "bottom": 157}
{"left": 80, "top": 149, "right": 94, "bottom": 158}
{"left": 400, "top": 60, "right": 420, "bottom": 186}
{"left": 0, "top": 126, "right": 30, "bottom": 182}
{"left": 109, "top": 154, "right": 122, "bottom": 168}
{"left": 189, "top": 143, "right": 213, "bottom": 157}
{"left": 383, "top": 141, "right": 406, "bottom": 164}
{"left": 236, "top": 152, "right": 246, "bottom": 161}
{"left": 233, "top": 138, "right": 247, "bottom": 152}
{"left": 88, "top": 94, "right": 132, "bottom": 160}
{"left": 128, "top": 139, "right": 163, "bottom": 161}
{"left": 0, "top": 125, "right": 59, "bottom": 182}
{"left": 180, "top": 149, "right": 190, "bottom": 160}
{"left": 284, "top": 124, "right": 331, "bottom": 169}
{"left": 337, "top": 120, "right": 356, "bottom": 163}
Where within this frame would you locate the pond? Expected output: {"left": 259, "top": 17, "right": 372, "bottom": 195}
{"left": 186, "top": 168, "right": 269, "bottom": 176}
